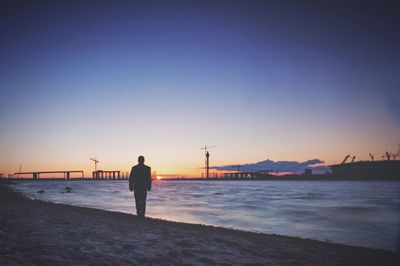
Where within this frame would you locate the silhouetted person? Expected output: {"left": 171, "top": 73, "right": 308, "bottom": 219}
{"left": 129, "top": 156, "right": 152, "bottom": 218}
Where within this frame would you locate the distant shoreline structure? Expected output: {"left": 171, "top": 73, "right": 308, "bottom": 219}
{"left": 1, "top": 158, "right": 399, "bottom": 181}
{"left": 2, "top": 173, "right": 400, "bottom": 181}
{"left": 328, "top": 160, "right": 400, "bottom": 180}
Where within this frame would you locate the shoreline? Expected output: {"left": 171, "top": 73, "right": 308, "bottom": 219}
{"left": 1, "top": 182, "right": 399, "bottom": 265}
{"left": 3, "top": 177, "right": 400, "bottom": 181}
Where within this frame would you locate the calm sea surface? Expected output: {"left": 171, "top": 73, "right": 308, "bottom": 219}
{"left": 10, "top": 180, "right": 400, "bottom": 251}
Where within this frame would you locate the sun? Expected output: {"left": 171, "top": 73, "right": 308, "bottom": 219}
{"left": 156, "top": 175, "right": 163, "bottom": 180}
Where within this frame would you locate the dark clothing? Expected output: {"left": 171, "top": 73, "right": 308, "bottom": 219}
{"left": 134, "top": 190, "right": 147, "bottom": 218}
{"left": 129, "top": 163, "right": 151, "bottom": 218}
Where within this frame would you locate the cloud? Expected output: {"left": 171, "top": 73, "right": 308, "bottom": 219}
{"left": 210, "top": 159, "right": 330, "bottom": 174}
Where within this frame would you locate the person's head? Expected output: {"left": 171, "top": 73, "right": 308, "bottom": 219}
{"left": 138, "top": 156, "right": 145, "bottom": 164}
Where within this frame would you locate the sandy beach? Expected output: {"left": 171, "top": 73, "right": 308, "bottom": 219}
{"left": 1, "top": 182, "right": 398, "bottom": 265}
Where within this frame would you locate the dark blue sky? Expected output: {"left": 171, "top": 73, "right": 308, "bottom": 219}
{"left": 1, "top": 0, "right": 399, "bottom": 175}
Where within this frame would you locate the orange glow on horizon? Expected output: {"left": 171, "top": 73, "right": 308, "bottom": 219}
{"left": 2, "top": 149, "right": 400, "bottom": 178}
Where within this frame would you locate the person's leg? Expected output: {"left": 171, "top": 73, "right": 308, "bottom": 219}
{"left": 138, "top": 199, "right": 146, "bottom": 218}
{"left": 141, "top": 190, "right": 147, "bottom": 218}
{"left": 135, "top": 198, "right": 141, "bottom": 216}
{"left": 134, "top": 190, "right": 147, "bottom": 218}
{"left": 142, "top": 199, "right": 146, "bottom": 217}
{"left": 134, "top": 191, "right": 142, "bottom": 216}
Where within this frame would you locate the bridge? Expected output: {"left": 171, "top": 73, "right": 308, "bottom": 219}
{"left": 14, "top": 171, "right": 84, "bottom": 179}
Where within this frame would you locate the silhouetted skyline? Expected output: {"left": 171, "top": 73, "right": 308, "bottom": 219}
{"left": 1, "top": 0, "right": 399, "bottom": 176}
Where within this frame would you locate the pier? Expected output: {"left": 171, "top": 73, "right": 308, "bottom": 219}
{"left": 223, "top": 172, "right": 257, "bottom": 179}
{"left": 92, "top": 170, "right": 124, "bottom": 180}
{"left": 14, "top": 171, "right": 84, "bottom": 180}
{"left": 0, "top": 174, "right": 16, "bottom": 179}
{"left": 222, "top": 170, "right": 274, "bottom": 180}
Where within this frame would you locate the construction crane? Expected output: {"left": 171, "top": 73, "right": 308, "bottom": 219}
{"left": 392, "top": 151, "right": 400, "bottom": 160}
{"left": 382, "top": 152, "right": 391, "bottom": 161}
{"left": 341, "top": 154, "right": 351, "bottom": 164}
{"left": 200, "top": 145, "right": 215, "bottom": 178}
{"left": 350, "top": 156, "right": 356, "bottom": 163}
{"left": 89, "top": 157, "right": 99, "bottom": 172}
{"left": 16, "top": 164, "right": 22, "bottom": 179}
{"left": 369, "top": 153, "right": 374, "bottom": 161}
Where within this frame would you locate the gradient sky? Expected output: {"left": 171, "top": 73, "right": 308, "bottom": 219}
{"left": 1, "top": 0, "right": 399, "bottom": 177}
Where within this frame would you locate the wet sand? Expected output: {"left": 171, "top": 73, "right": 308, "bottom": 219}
{"left": 1, "top": 182, "right": 398, "bottom": 265}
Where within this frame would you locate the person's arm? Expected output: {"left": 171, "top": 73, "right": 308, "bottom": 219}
{"left": 129, "top": 167, "right": 134, "bottom": 191}
{"left": 147, "top": 167, "right": 152, "bottom": 191}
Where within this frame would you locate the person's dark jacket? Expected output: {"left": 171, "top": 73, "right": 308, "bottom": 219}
{"left": 129, "top": 164, "right": 151, "bottom": 192}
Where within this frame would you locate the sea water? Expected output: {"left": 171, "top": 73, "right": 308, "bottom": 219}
{"left": 10, "top": 180, "right": 400, "bottom": 251}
